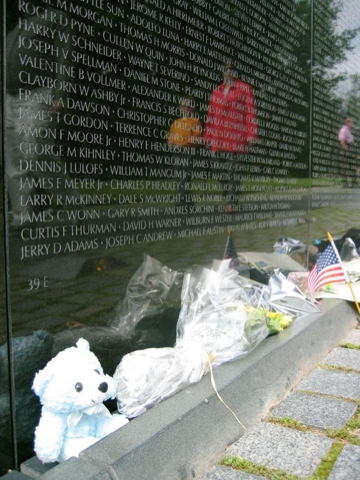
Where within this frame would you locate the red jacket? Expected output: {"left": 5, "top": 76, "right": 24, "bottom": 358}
{"left": 203, "top": 80, "right": 257, "bottom": 153}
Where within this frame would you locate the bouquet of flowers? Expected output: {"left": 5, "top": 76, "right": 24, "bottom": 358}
{"left": 114, "top": 261, "right": 292, "bottom": 418}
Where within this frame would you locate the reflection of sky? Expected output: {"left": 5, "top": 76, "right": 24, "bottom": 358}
{"left": 334, "top": 0, "right": 360, "bottom": 94}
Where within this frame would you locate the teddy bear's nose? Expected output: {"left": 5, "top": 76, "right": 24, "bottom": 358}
{"left": 98, "top": 382, "right": 108, "bottom": 393}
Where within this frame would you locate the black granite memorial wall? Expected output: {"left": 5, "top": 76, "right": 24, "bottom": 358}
{"left": 1, "top": 0, "right": 359, "bottom": 473}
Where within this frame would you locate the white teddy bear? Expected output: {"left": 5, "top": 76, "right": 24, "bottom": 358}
{"left": 32, "top": 338, "right": 129, "bottom": 463}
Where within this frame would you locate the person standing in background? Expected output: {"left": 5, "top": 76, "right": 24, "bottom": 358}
{"left": 168, "top": 95, "right": 202, "bottom": 206}
{"left": 338, "top": 117, "right": 357, "bottom": 187}
{"left": 203, "top": 60, "right": 257, "bottom": 212}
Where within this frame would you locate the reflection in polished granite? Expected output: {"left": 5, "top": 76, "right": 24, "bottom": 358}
{"left": 2, "top": 0, "right": 360, "bottom": 473}
{"left": 2, "top": 187, "right": 360, "bottom": 348}
{"left": 1, "top": 191, "right": 357, "bottom": 473}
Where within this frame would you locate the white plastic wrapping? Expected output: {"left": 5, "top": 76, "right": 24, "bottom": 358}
{"left": 176, "top": 265, "right": 270, "bottom": 366}
{"left": 115, "top": 342, "right": 208, "bottom": 418}
{"left": 114, "top": 261, "right": 271, "bottom": 417}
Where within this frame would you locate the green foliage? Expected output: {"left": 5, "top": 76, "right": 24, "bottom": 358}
{"left": 309, "top": 443, "right": 344, "bottom": 479}
{"left": 269, "top": 416, "right": 310, "bottom": 432}
{"left": 318, "top": 363, "right": 356, "bottom": 373}
{"left": 221, "top": 456, "right": 300, "bottom": 480}
{"left": 339, "top": 341, "right": 360, "bottom": 350}
{"left": 326, "top": 405, "right": 360, "bottom": 444}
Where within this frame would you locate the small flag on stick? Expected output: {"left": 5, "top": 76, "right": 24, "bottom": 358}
{"left": 307, "top": 243, "right": 346, "bottom": 297}
{"left": 224, "top": 230, "right": 240, "bottom": 270}
{"left": 327, "top": 232, "right": 360, "bottom": 314}
{"left": 308, "top": 232, "right": 360, "bottom": 314}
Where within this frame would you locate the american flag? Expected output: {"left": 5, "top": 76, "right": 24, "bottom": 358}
{"left": 308, "top": 244, "right": 346, "bottom": 296}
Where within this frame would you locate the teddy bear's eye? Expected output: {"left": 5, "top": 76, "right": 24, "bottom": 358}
{"left": 75, "top": 382, "right": 83, "bottom": 392}
{"left": 94, "top": 369, "right": 101, "bottom": 375}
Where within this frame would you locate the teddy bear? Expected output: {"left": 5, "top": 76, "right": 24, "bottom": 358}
{"left": 32, "top": 338, "right": 129, "bottom": 463}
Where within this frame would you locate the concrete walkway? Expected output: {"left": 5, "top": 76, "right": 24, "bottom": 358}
{"left": 200, "top": 327, "right": 360, "bottom": 480}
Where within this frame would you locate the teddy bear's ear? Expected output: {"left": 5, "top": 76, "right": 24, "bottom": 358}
{"left": 32, "top": 367, "right": 54, "bottom": 398}
{"left": 76, "top": 338, "right": 90, "bottom": 351}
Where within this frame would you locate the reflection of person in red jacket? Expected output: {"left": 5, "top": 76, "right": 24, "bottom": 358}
{"left": 203, "top": 61, "right": 257, "bottom": 212}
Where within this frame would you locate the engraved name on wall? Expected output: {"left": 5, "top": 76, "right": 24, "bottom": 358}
{"left": 7, "top": 0, "right": 311, "bottom": 263}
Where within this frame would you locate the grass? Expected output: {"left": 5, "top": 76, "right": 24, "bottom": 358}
{"left": 326, "top": 427, "right": 360, "bottom": 444}
{"left": 325, "top": 403, "right": 360, "bottom": 445}
{"left": 268, "top": 416, "right": 310, "bottom": 432}
{"left": 318, "top": 363, "right": 357, "bottom": 373}
{"left": 339, "top": 342, "right": 360, "bottom": 350}
{"left": 221, "top": 456, "right": 301, "bottom": 480}
{"left": 308, "top": 443, "right": 344, "bottom": 479}
{"left": 346, "top": 408, "right": 360, "bottom": 430}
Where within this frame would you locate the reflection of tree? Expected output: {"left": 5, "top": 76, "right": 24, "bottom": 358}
{"left": 292, "top": 0, "right": 358, "bottom": 104}
{"left": 313, "top": 0, "right": 358, "bottom": 89}
{"left": 309, "top": 0, "right": 359, "bottom": 181}
{"left": 344, "top": 75, "right": 360, "bottom": 117}
{"left": 344, "top": 74, "right": 360, "bottom": 154}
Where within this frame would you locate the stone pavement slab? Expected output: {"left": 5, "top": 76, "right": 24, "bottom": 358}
{"left": 296, "top": 369, "right": 360, "bottom": 400}
{"left": 322, "top": 347, "right": 360, "bottom": 371}
{"left": 199, "top": 466, "right": 266, "bottom": 479}
{"left": 328, "top": 444, "right": 360, "bottom": 480}
{"left": 226, "top": 422, "right": 332, "bottom": 477}
{"left": 342, "top": 329, "right": 360, "bottom": 345}
{"left": 270, "top": 391, "right": 357, "bottom": 430}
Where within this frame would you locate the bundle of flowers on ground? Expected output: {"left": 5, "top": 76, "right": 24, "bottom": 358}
{"left": 114, "top": 260, "right": 293, "bottom": 418}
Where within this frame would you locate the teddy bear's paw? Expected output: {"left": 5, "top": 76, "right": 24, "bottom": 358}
{"left": 60, "top": 436, "right": 99, "bottom": 462}
{"left": 96, "top": 413, "right": 129, "bottom": 437}
{"left": 35, "top": 445, "right": 61, "bottom": 465}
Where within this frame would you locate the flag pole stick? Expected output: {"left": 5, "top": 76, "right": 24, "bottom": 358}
{"left": 327, "top": 231, "right": 360, "bottom": 314}
{"left": 223, "top": 228, "right": 232, "bottom": 259}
